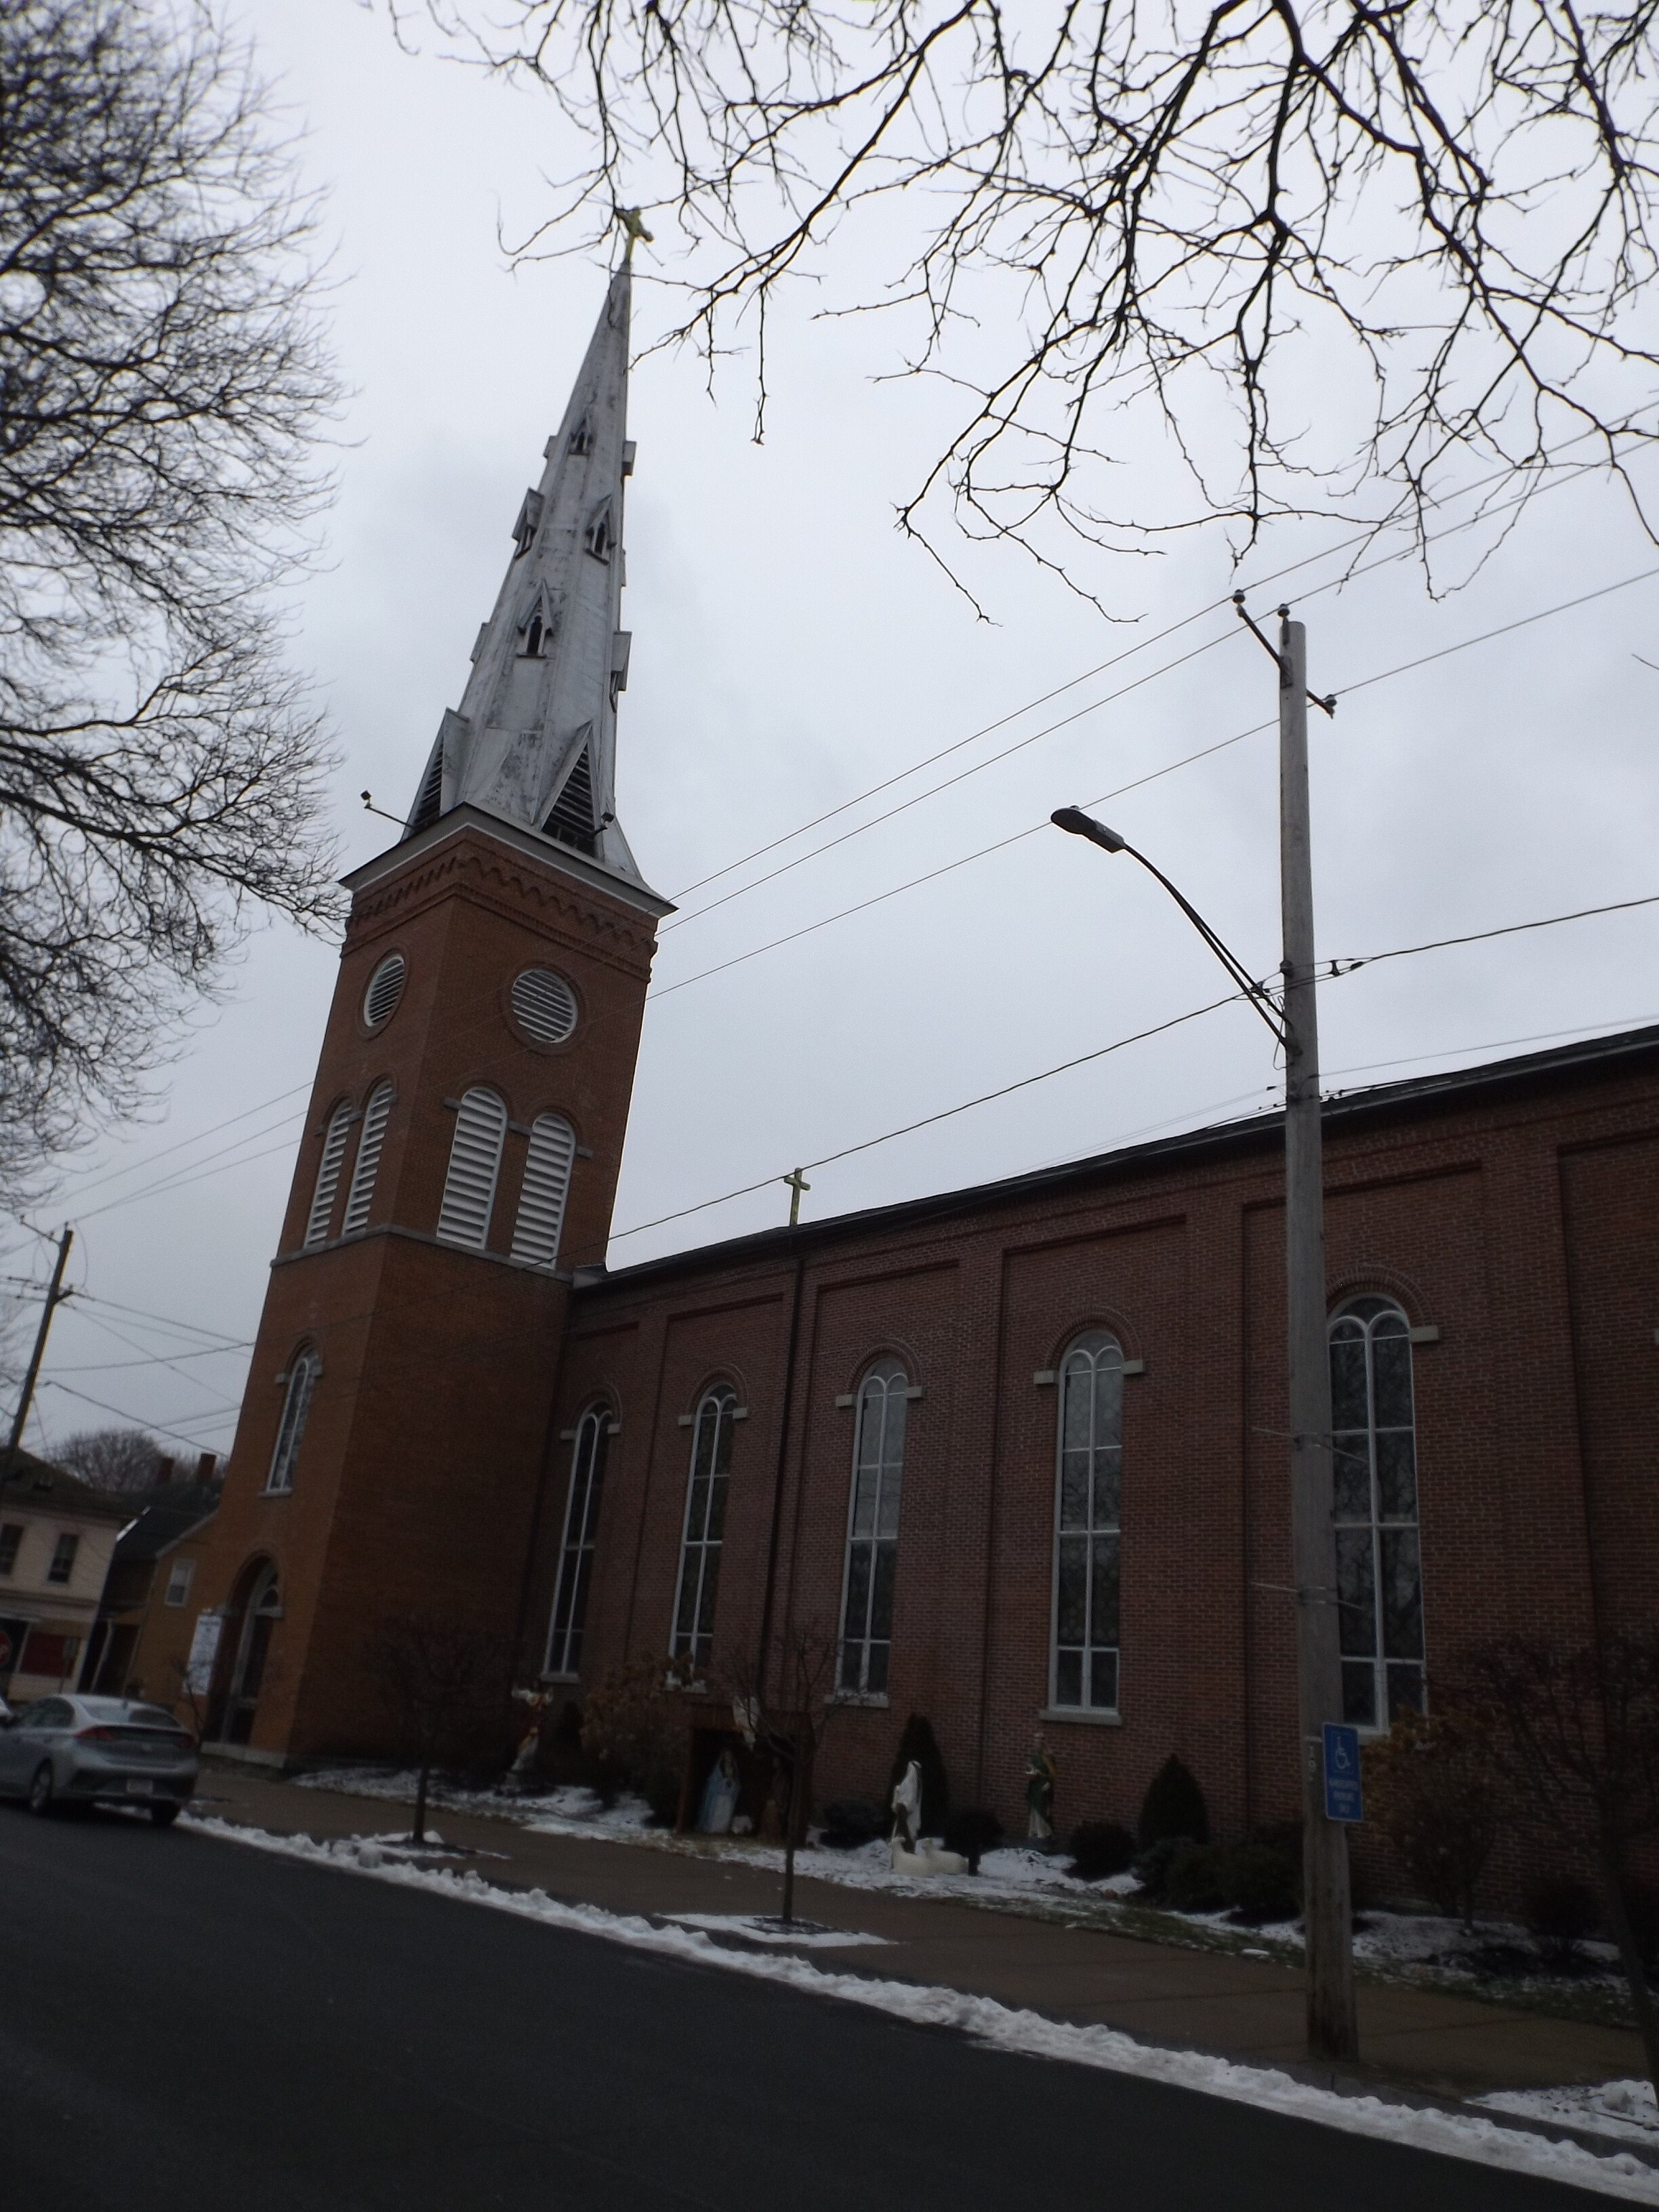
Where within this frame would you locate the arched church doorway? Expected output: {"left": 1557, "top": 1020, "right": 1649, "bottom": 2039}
{"left": 211, "top": 1559, "right": 282, "bottom": 1746}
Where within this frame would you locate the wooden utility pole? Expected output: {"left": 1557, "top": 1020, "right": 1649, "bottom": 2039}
{"left": 1277, "top": 612, "right": 1358, "bottom": 2062}
{"left": 5, "top": 1227, "right": 74, "bottom": 1458}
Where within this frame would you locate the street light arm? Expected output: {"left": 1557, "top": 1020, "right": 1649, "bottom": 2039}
{"left": 1120, "top": 844, "right": 1288, "bottom": 1046}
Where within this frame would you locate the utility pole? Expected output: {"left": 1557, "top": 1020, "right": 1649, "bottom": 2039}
{"left": 1277, "top": 611, "right": 1358, "bottom": 2062}
{"left": 5, "top": 1227, "right": 74, "bottom": 1459}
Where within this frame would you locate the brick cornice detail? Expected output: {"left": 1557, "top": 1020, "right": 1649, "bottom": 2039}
{"left": 345, "top": 836, "right": 657, "bottom": 977}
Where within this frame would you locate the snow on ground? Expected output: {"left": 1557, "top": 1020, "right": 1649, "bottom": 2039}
{"left": 663, "top": 1912, "right": 889, "bottom": 1948}
{"left": 184, "top": 1814, "right": 1659, "bottom": 2203}
{"left": 1476, "top": 2082, "right": 1659, "bottom": 2152}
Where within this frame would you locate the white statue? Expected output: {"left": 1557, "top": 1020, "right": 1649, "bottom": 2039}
{"left": 888, "top": 1758, "right": 966, "bottom": 1875}
{"left": 697, "top": 1746, "right": 741, "bottom": 1835}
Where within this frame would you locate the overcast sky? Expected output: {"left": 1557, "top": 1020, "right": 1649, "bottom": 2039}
{"left": 5, "top": 0, "right": 1656, "bottom": 1466}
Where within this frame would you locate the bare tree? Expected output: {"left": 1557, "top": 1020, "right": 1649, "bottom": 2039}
{"left": 0, "top": 0, "right": 342, "bottom": 1204}
{"left": 1467, "top": 1633, "right": 1659, "bottom": 2089}
{"left": 54, "top": 1425, "right": 167, "bottom": 1496}
{"left": 369, "top": 1615, "right": 512, "bottom": 1845}
{"left": 722, "top": 1628, "right": 844, "bottom": 1926}
{"left": 391, "top": 0, "right": 1659, "bottom": 602}
{"left": 1363, "top": 1705, "right": 1500, "bottom": 1933}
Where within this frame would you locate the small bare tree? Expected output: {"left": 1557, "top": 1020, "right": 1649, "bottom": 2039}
{"left": 1468, "top": 1633, "right": 1659, "bottom": 2090}
{"left": 0, "top": 0, "right": 342, "bottom": 1204}
{"left": 1363, "top": 1706, "right": 1500, "bottom": 1933}
{"left": 55, "top": 1427, "right": 167, "bottom": 1496}
{"left": 369, "top": 1616, "right": 512, "bottom": 1845}
{"left": 579, "top": 1654, "right": 691, "bottom": 1822}
{"left": 722, "top": 1629, "right": 844, "bottom": 1927}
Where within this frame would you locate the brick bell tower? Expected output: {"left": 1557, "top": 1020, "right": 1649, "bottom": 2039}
{"left": 192, "top": 266, "right": 670, "bottom": 1760}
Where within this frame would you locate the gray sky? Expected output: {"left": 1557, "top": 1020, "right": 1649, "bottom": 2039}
{"left": 6, "top": 0, "right": 1657, "bottom": 1464}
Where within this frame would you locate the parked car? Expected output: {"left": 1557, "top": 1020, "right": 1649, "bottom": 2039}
{"left": 0, "top": 1694, "right": 198, "bottom": 1824}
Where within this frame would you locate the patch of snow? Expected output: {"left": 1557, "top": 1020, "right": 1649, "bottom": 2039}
{"left": 664, "top": 1912, "right": 889, "bottom": 1949}
{"left": 1477, "top": 2081, "right": 1659, "bottom": 2150}
{"left": 184, "top": 1814, "right": 1658, "bottom": 2203}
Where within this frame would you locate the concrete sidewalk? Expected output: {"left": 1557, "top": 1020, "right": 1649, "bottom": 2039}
{"left": 193, "top": 1767, "right": 1642, "bottom": 2105}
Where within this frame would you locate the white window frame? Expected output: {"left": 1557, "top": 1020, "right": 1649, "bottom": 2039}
{"left": 304, "top": 1102, "right": 352, "bottom": 1247}
{"left": 1049, "top": 1331, "right": 1124, "bottom": 1715}
{"left": 164, "top": 1557, "right": 196, "bottom": 1608}
{"left": 544, "top": 1406, "right": 610, "bottom": 1678}
{"left": 46, "top": 1532, "right": 79, "bottom": 1586}
{"left": 837, "top": 1359, "right": 909, "bottom": 1698}
{"left": 1329, "top": 1295, "right": 1425, "bottom": 1732}
{"left": 266, "top": 1347, "right": 320, "bottom": 1496}
{"left": 436, "top": 1087, "right": 507, "bottom": 1249}
{"left": 670, "top": 1386, "right": 736, "bottom": 1672}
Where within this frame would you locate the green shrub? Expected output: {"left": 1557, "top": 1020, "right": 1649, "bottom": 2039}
{"left": 1132, "top": 1836, "right": 1186, "bottom": 1898}
{"left": 1225, "top": 1827, "right": 1303, "bottom": 1923}
{"left": 1069, "top": 1821, "right": 1137, "bottom": 1882}
{"left": 1164, "top": 1843, "right": 1229, "bottom": 1912}
{"left": 1138, "top": 1755, "right": 1209, "bottom": 1848}
{"left": 1523, "top": 1878, "right": 1599, "bottom": 1965}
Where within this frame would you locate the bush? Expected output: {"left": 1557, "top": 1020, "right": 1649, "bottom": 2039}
{"left": 1523, "top": 1878, "right": 1600, "bottom": 1965}
{"left": 943, "top": 1807, "right": 1004, "bottom": 1874}
{"left": 1164, "top": 1843, "right": 1229, "bottom": 1913}
{"left": 1224, "top": 1826, "right": 1303, "bottom": 1923}
{"left": 1363, "top": 1708, "right": 1498, "bottom": 1931}
{"left": 1069, "top": 1820, "right": 1137, "bottom": 1883}
{"left": 1132, "top": 1837, "right": 1187, "bottom": 1899}
{"left": 886, "top": 1715, "right": 949, "bottom": 1838}
{"left": 819, "top": 1798, "right": 886, "bottom": 1849}
{"left": 579, "top": 1658, "right": 687, "bottom": 1826}
{"left": 1138, "top": 1755, "right": 1208, "bottom": 1849}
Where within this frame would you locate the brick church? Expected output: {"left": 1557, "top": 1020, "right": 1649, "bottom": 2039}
{"left": 189, "top": 265, "right": 1659, "bottom": 1855}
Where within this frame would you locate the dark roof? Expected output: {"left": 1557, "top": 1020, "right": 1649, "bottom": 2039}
{"left": 0, "top": 1446, "right": 137, "bottom": 1524}
{"left": 586, "top": 1019, "right": 1659, "bottom": 1296}
{"left": 110, "top": 1479, "right": 221, "bottom": 1565}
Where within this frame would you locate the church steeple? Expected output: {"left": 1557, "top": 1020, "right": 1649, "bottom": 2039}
{"left": 405, "top": 264, "right": 652, "bottom": 895}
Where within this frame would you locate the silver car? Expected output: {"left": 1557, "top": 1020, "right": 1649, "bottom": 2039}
{"left": 0, "top": 1694, "right": 199, "bottom": 1824}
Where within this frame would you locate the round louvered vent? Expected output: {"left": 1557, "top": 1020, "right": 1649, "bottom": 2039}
{"left": 363, "top": 953, "right": 407, "bottom": 1030}
{"left": 511, "top": 966, "right": 577, "bottom": 1045}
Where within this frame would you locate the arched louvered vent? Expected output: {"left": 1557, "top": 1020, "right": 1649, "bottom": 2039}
{"left": 511, "top": 968, "right": 577, "bottom": 1046}
{"left": 304, "top": 1104, "right": 352, "bottom": 1248}
{"left": 342, "top": 1081, "right": 394, "bottom": 1236}
{"left": 544, "top": 746, "right": 597, "bottom": 854}
{"left": 363, "top": 954, "right": 407, "bottom": 1030}
{"left": 408, "top": 744, "right": 443, "bottom": 834}
{"left": 511, "top": 1113, "right": 576, "bottom": 1269}
{"left": 436, "top": 1088, "right": 507, "bottom": 1248}
{"left": 584, "top": 498, "right": 614, "bottom": 562}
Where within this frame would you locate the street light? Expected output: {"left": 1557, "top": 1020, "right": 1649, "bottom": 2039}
{"left": 1050, "top": 608, "right": 1357, "bottom": 2065}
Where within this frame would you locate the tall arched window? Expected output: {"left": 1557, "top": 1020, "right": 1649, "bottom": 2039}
{"left": 672, "top": 1385, "right": 735, "bottom": 1670}
{"left": 436, "top": 1088, "right": 507, "bottom": 1248}
{"left": 1051, "top": 1331, "right": 1124, "bottom": 1713}
{"left": 838, "top": 1359, "right": 908, "bottom": 1695}
{"left": 1330, "top": 1296, "right": 1425, "bottom": 1727}
{"left": 510, "top": 1113, "right": 576, "bottom": 1269}
{"left": 341, "top": 1081, "right": 394, "bottom": 1237}
{"left": 545, "top": 1406, "right": 610, "bottom": 1677}
{"left": 304, "top": 1103, "right": 352, "bottom": 1247}
{"left": 266, "top": 1347, "right": 319, "bottom": 1495}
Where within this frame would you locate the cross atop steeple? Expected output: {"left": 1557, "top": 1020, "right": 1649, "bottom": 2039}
{"left": 405, "top": 265, "right": 655, "bottom": 897}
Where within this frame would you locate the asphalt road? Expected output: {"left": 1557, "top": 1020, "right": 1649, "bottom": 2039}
{"left": 0, "top": 1803, "right": 1603, "bottom": 2210}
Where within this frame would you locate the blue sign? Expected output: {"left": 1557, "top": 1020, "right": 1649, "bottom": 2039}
{"left": 1322, "top": 1723, "right": 1364, "bottom": 1824}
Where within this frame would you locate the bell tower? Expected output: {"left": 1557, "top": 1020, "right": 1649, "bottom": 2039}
{"left": 193, "top": 267, "right": 670, "bottom": 1759}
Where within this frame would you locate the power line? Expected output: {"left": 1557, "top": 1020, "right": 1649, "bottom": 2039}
{"left": 42, "top": 1082, "right": 313, "bottom": 1209}
{"left": 72, "top": 1290, "right": 252, "bottom": 1349}
{"left": 1328, "top": 890, "right": 1659, "bottom": 977}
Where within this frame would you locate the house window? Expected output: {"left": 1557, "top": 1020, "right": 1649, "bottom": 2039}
{"left": 436, "top": 1088, "right": 507, "bottom": 1248}
{"left": 838, "top": 1360, "right": 908, "bottom": 1696}
{"left": 545, "top": 1408, "right": 610, "bottom": 1677}
{"left": 267, "top": 1347, "right": 320, "bottom": 1495}
{"left": 164, "top": 1558, "right": 196, "bottom": 1608}
{"left": 510, "top": 1113, "right": 576, "bottom": 1270}
{"left": 0, "top": 1524, "right": 20, "bottom": 1576}
{"left": 671, "top": 1385, "right": 736, "bottom": 1671}
{"left": 47, "top": 1533, "right": 79, "bottom": 1586}
{"left": 304, "top": 1102, "right": 352, "bottom": 1247}
{"left": 1051, "top": 1331, "right": 1124, "bottom": 1713}
{"left": 1330, "top": 1296, "right": 1425, "bottom": 1728}
{"left": 341, "top": 1080, "right": 394, "bottom": 1237}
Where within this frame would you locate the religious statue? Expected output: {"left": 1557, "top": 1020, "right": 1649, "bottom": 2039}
{"left": 509, "top": 1687, "right": 550, "bottom": 1782}
{"left": 890, "top": 1758, "right": 922, "bottom": 1852}
{"left": 1025, "top": 1734, "right": 1058, "bottom": 1842}
{"left": 697, "top": 1745, "right": 742, "bottom": 1835}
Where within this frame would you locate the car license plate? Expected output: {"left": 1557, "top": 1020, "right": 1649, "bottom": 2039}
{"left": 125, "top": 1778, "right": 155, "bottom": 1796}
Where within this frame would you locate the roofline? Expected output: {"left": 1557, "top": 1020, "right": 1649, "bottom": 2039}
{"left": 583, "top": 1019, "right": 1659, "bottom": 1296}
{"left": 341, "top": 806, "right": 674, "bottom": 920}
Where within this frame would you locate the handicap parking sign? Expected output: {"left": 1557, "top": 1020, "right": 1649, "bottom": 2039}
{"left": 1322, "top": 1722, "right": 1364, "bottom": 1823}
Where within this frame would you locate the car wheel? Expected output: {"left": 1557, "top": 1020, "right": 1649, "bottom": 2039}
{"left": 149, "top": 1802, "right": 181, "bottom": 1828}
{"left": 26, "top": 1762, "right": 55, "bottom": 1816}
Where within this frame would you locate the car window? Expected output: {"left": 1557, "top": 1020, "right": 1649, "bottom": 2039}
{"left": 17, "top": 1699, "right": 73, "bottom": 1729}
{"left": 9, "top": 1701, "right": 51, "bottom": 1727}
{"left": 127, "top": 1705, "right": 182, "bottom": 1729}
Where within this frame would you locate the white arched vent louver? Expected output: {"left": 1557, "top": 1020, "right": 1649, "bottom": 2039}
{"left": 436, "top": 1088, "right": 507, "bottom": 1248}
{"left": 304, "top": 1104, "right": 352, "bottom": 1248}
{"left": 510, "top": 1113, "right": 576, "bottom": 1269}
{"left": 510, "top": 968, "right": 577, "bottom": 1046}
{"left": 341, "top": 1081, "right": 394, "bottom": 1237}
{"left": 363, "top": 954, "right": 406, "bottom": 1030}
